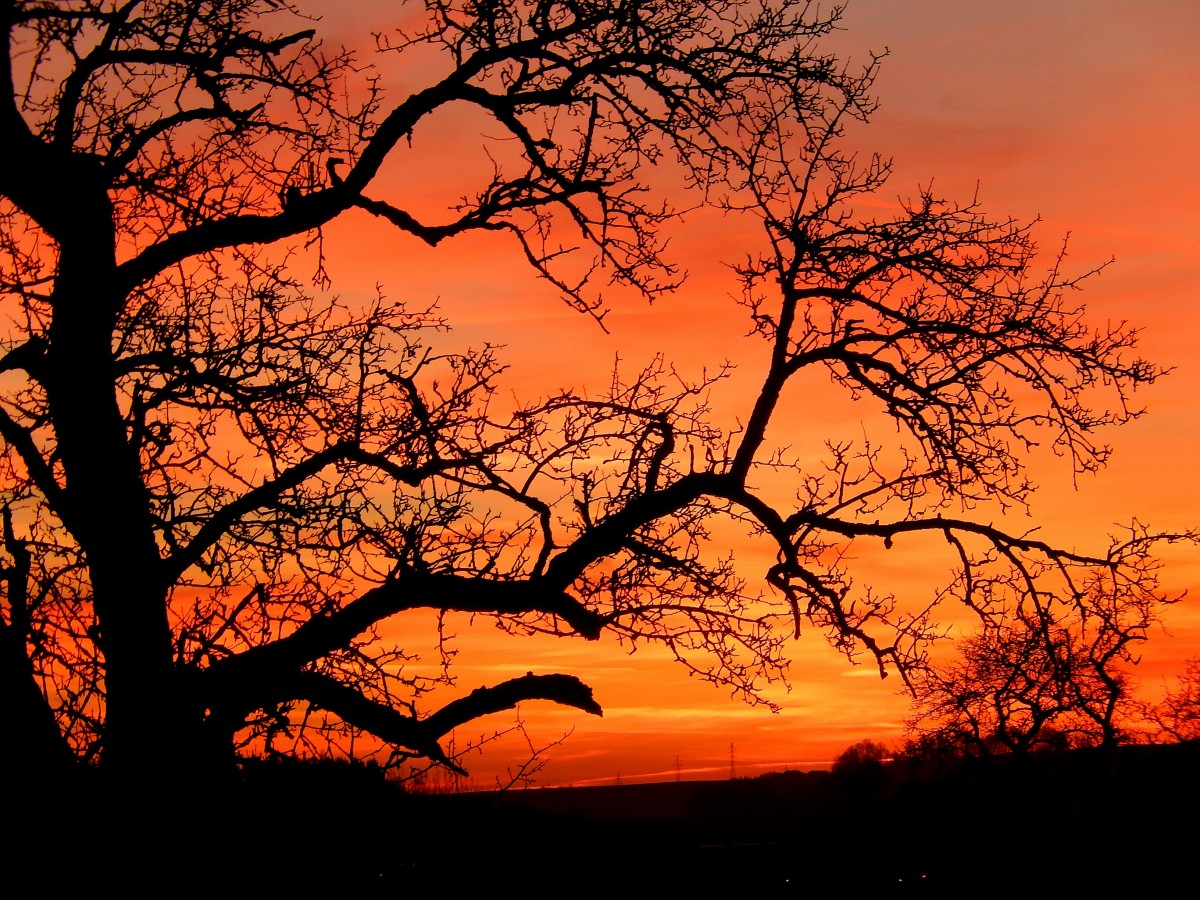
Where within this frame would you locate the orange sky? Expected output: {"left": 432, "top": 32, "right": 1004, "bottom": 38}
{"left": 302, "top": 1, "right": 1200, "bottom": 788}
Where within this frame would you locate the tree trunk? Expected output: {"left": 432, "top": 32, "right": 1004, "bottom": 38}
{"left": 47, "top": 214, "right": 201, "bottom": 780}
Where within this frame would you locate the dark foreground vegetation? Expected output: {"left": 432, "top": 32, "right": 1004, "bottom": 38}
{"left": 14, "top": 740, "right": 1198, "bottom": 896}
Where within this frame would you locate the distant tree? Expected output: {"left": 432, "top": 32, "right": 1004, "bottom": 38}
{"left": 832, "top": 738, "right": 892, "bottom": 805}
{"left": 901, "top": 560, "right": 1176, "bottom": 755}
{"left": 832, "top": 738, "right": 891, "bottom": 774}
{"left": 904, "top": 627, "right": 1073, "bottom": 758}
{"left": 1146, "top": 657, "right": 1200, "bottom": 742}
{"left": 1, "top": 0, "right": 1193, "bottom": 800}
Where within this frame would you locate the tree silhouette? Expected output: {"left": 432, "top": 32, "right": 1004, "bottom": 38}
{"left": 1146, "top": 657, "right": 1200, "bottom": 742}
{"left": 901, "top": 535, "right": 1191, "bottom": 756}
{"left": 1, "top": 0, "right": 1192, "bottom": 794}
{"left": 831, "top": 737, "right": 892, "bottom": 804}
{"left": 832, "top": 737, "right": 891, "bottom": 774}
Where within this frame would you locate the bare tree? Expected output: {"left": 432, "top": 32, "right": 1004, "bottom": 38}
{"left": 1145, "top": 657, "right": 1200, "bottom": 743}
{"left": 900, "top": 531, "right": 1192, "bottom": 756}
{"left": 1, "top": 0, "right": 1191, "bottom": 795}
{"left": 903, "top": 624, "right": 1077, "bottom": 758}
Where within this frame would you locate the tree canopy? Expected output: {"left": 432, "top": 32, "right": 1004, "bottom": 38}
{"left": 1, "top": 0, "right": 1192, "bottom": 795}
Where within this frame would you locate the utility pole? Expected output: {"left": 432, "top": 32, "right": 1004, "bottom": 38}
{"left": 729, "top": 742, "right": 736, "bottom": 780}
{"left": 675, "top": 754, "right": 682, "bottom": 782}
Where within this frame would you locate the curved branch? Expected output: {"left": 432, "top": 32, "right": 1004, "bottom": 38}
{"left": 543, "top": 471, "right": 732, "bottom": 587}
{"left": 115, "top": 75, "right": 466, "bottom": 287}
{"left": 244, "top": 670, "right": 601, "bottom": 774}
{"left": 200, "top": 571, "right": 606, "bottom": 708}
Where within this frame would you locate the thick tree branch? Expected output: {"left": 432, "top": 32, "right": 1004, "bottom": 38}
{"left": 200, "top": 571, "right": 606, "bottom": 710}
{"left": 266, "top": 670, "right": 601, "bottom": 774}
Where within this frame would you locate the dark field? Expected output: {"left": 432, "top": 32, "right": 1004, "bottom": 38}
{"left": 15, "top": 741, "right": 1198, "bottom": 896}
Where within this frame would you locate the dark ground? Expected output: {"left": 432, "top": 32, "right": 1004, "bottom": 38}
{"left": 11, "top": 741, "right": 1199, "bottom": 896}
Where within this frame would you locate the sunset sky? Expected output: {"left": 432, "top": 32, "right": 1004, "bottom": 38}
{"left": 304, "top": 1, "right": 1200, "bottom": 788}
